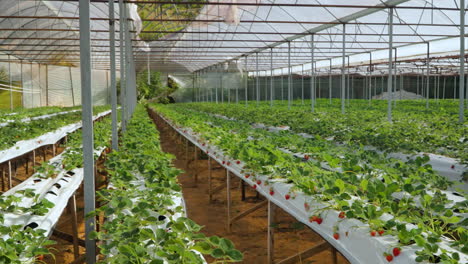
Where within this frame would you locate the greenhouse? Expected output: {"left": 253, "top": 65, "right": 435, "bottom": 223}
{"left": 0, "top": 0, "right": 467, "bottom": 264}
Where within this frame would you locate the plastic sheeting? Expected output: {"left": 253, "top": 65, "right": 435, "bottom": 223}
{"left": 133, "top": 0, "right": 467, "bottom": 75}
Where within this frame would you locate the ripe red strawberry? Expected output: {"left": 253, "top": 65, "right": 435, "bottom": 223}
{"left": 206, "top": 151, "right": 209, "bottom": 154}
{"left": 309, "top": 216, "right": 318, "bottom": 223}
{"left": 256, "top": 180, "right": 262, "bottom": 185}
{"left": 227, "top": 161, "right": 231, "bottom": 166}
{"left": 304, "top": 203, "right": 310, "bottom": 211}
{"left": 370, "top": 230, "right": 377, "bottom": 237}
{"left": 269, "top": 189, "right": 275, "bottom": 195}
{"left": 253, "top": 184, "right": 257, "bottom": 189}
{"left": 385, "top": 254, "right": 393, "bottom": 262}
{"left": 236, "top": 160, "right": 241, "bottom": 164}
{"left": 304, "top": 154, "right": 310, "bottom": 160}
{"left": 316, "top": 218, "right": 323, "bottom": 224}
{"left": 451, "top": 164, "right": 455, "bottom": 169}
{"left": 378, "top": 230, "right": 385, "bottom": 236}
{"left": 333, "top": 233, "right": 339, "bottom": 240}
{"left": 338, "top": 211, "right": 345, "bottom": 219}
{"left": 222, "top": 161, "right": 225, "bottom": 165}
{"left": 202, "top": 143, "right": 205, "bottom": 146}
{"left": 245, "top": 174, "right": 250, "bottom": 178}
{"left": 392, "top": 247, "right": 401, "bottom": 257}
{"left": 285, "top": 194, "right": 291, "bottom": 200}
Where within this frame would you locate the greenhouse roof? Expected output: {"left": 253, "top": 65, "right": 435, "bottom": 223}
{"left": 0, "top": 0, "right": 466, "bottom": 75}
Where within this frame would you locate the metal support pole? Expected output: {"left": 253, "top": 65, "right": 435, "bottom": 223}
{"left": 8, "top": 55, "right": 12, "bottom": 110}
{"left": 387, "top": 7, "right": 394, "bottom": 122}
{"left": 329, "top": 59, "right": 332, "bottom": 104}
{"left": 45, "top": 65, "right": 49, "bottom": 106}
{"left": 288, "top": 41, "right": 292, "bottom": 110}
{"left": 443, "top": 76, "right": 446, "bottom": 99}
{"left": 301, "top": 64, "right": 304, "bottom": 105}
{"left": 119, "top": 0, "right": 126, "bottom": 132}
{"left": 226, "top": 170, "right": 231, "bottom": 233}
{"left": 215, "top": 66, "right": 219, "bottom": 104}
{"left": 69, "top": 194, "right": 80, "bottom": 260}
{"left": 109, "top": 0, "right": 118, "bottom": 150}
{"left": 79, "top": 0, "right": 96, "bottom": 262}
{"left": 69, "top": 67, "right": 76, "bottom": 106}
{"left": 341, "top": 24, "right": 346, "bottom": 114}
{"left": 147, "top": 52, "right": 150, "bottom": 85}
{"left": 245, "top": 56, "right": 248, "bottom": 105}
{"left": 459, "top": 0, "right": 465, "bottom": 122}
{"left": 256, "top": 52, "right": 259, "bottom": 106}
{"left": 311, "top": 34, "right": 315, "bottom": 112}
{"left": 270, "top": 48, "right": 273, "bottom": 107}
{"left": 267, "top": 200, "right": 276, "bottom": 264}
{"left": 368, "top": 52, "right": 372, "bottom": 105}
{"left": 426, "top": 42, "right": 430, "bottom": 109}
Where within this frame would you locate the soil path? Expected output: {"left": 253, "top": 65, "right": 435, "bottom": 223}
{"left": 154, "top": 114, "right": 349, "bottom": 264}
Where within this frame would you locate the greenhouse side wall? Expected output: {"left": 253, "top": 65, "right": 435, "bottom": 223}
{"left": 0, "top": 52, "right": 115, "bottom": 109}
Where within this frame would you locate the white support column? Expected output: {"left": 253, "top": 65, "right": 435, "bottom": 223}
{"left": 459, "top": 0, "right": 465, "bottom": 122}
{"left": 119, "top": 0, "right": 126, "bottom": 132}
{"left": 311, "top": 34, "right": 315, "bottom": 112}
{"left": 387, "top": 7, "right": 394, "bottom": 122}
{"left": 329, "top": 59, "right": 332, "bottom": 104}
{"left": 245, "top": 56, "right": 248, "bottom": 105}
{"left": 256, "top": 52, "right": 260, "bottom": 106}
{"left": 109, "top": 0, "right": 118, "bottom": 150}
{"left": 288, "top": 41, "right": 292, "bottom": 110}
{"left": 270, "top": 48, "right": 274, "bottom": 107}
{"left": 8, "top": 55, "right": 12, "bottom": 110}
{"left": 301, "top": 64, "right": 304, "bottom": 105}
{"left": 341, "top": 24, "right": 346, "bottom": 114}
{"left": 426, "top": 42, "right": 430, "bottom": 109}
{"left": 79, "top": 0, "right": 96, "bottom": 263}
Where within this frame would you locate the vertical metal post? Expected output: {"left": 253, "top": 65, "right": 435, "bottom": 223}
{"left": 341, "top": 24, "right": 346, "bottom": 114}
{"left": 288, "top": 41, "right": 292, "bottom": 110}
{"left": 8, "top": 55, "right": 12, "bottom": 110}
{"left": 267, "top": 201, "right": 276, "bottom": 264}
{"left": 226, "top": 170, "right": 231, "bottom": 233}
{"left": 347, "top": 56, "right": 350, "bottom": 106}
{"left": 301, "top": 64, "right": 304, "bottom": 105}
{"left": 368, "top": 52, "right": 372, "bottom": 105}
{"left": 147, "top": 52, "right": 150, "bottom": 85}
{"left": 270, "top": 48, "right": 273, "bottom": 107}
{"left": 20, "top": 61, "right": 23, "bottom": 108}
{"left": 459, "top": 0, "right": 465, "bottom": 122}
{"left": 311, "top": 34, "right": 315, "bottom": 112}
{"left": 109, "top": 0, "right": 118, "bottom": 150}
{"left": 245, "top": 56, "right": 248, "bottom": 105}
{"left": 329, "top": 59, "right": 332, "bottom": 104}
{"left": 426, "top": 42, "right": 430, "bottom": 109}
{"left": 119, "top": 0, "right": 126, "bottom": 132}
{"left": 69, "top": 67, "right": 76, "bottom": 106}
{"left": 79, "top": 0, "right": 96, "bottom": 263}
{"left": 256, "top": 52, "right": 259, "bottom": 106}
{"left": 45, "top": 65, "right": 49, "bottom": 106}
{"left": 443, "top": 76, "right": 446, "bottom": 99}
{"left": 387, "top": 7, "right": 394, "bottom": 122}
{"left": 215, "top": 66, "right": 219, "bottom": 104}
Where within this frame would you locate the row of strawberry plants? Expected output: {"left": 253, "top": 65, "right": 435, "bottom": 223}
{"left": 182, "top": 100, "right": 468, "bottom": 165}
{"left": 152, "top": 103, "right": 467, "bottom": 263}
{"left": 88, "top": 104, "right": 242, "bottom": 264}
{"left": 0, "top": 105, "right": 109, "bottom": 151}
{"left": 0, "top": 112, "right": 115, "bottom": 263}
{"left": 0, "top": 105, "right": 81, "bottom": 123}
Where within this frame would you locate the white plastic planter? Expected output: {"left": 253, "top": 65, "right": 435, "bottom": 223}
{"left": 157, "top": 112, "right": 468, "bottom": 264}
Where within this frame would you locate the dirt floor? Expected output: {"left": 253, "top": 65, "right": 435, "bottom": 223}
{"left": 154, "top": 115, "right": 350, "bottom": 264}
